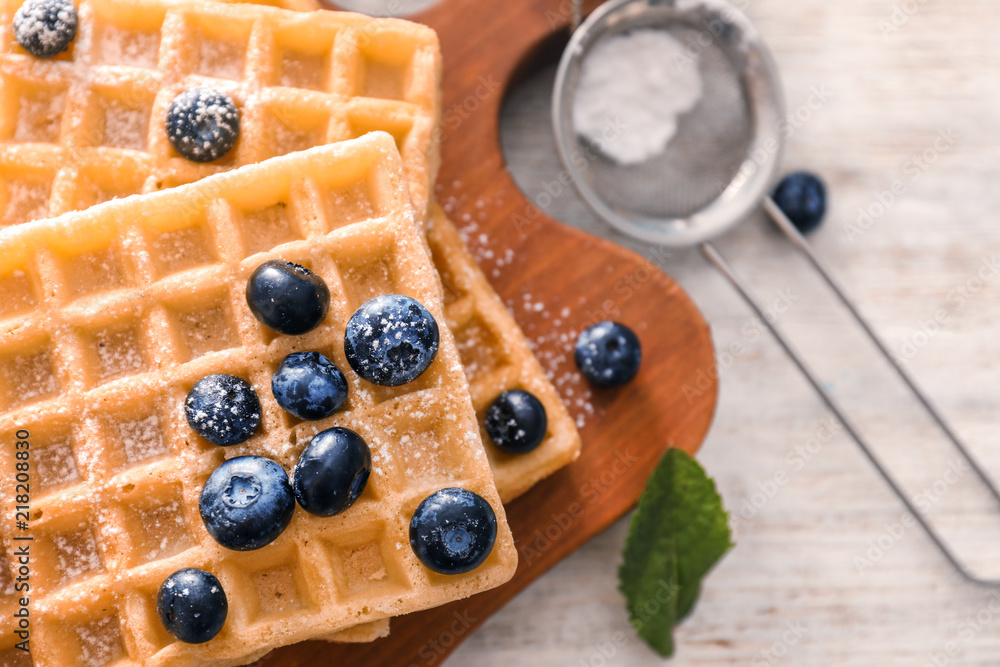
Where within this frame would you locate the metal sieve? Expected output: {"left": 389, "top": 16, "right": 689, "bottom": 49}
{"left": 554, "top": 0, "right": 783, "bottom": 245}
{"left": 553, "top": 0, "right": 1000, "bottom": 585}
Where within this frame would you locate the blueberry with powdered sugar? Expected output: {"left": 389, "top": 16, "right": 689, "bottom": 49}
{"left": 157, "top": 568, "right": 227, "bottom": 644}
{"left": 185, "top": 374, "right": 261, "bottom": 446}
{"left": 484, "top": 389, "right": 547, "bottom": 455}
{"left": 344, "top": 294, "right": 440, "bottom": 387}
{"left": 575, "top": 321, "right": 642, "bottom": 388}
{"left": 13, "top": 0, "right": 78, "bottom": 59}
{"left": 166, "top": 88, "right": 240, "bottom": 162}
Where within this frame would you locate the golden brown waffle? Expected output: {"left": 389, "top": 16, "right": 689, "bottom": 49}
{"left": 0, "top": 0, "right": 441, "bottom": 228}
{"left": 427, "top": 204, "right": 582, "bottom": 502}
{"left": 0, "top": 133, "right": 515, "bottom": 666}
{"left": 0, "top": 0, "right": 429, "bottom": 647}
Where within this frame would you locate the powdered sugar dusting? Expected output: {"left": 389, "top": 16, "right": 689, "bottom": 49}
{"left": 573, "top": 29, "right": 703, "bottom": 165}
{"left": 280, "top": 50, "right": 325, "bottom": 90}
{"left": 94, "top": 327, "right": 145, "bottom": 380}
{"left": 35, "top": 437, "right": 79, "bottom": 489}
{"left": 273, "top": 118, "right": 320, "bottom": 156}
{"left": 75, "top": 615, "right": 125, "bottom": 666}
{"left": 102, "top": 99, "right": 149, "bottom": 150}
{"left": 119, "top": 414, "right": 166, "bottom": 463}
{"left": 510, "top": 298, "right": 598, "bottom": 429}
{"left": 3, "top": 347, "right": 58, "bottom": 405}
{"left": 14, "top": 89, "right": 65, "bottom": 143}
{"left": 94, "top": 26, "right": 159, "bottom": 68}
{"left": 4, "top": 179, "right": 51, "bottom": 224}
{"left": 138, "top": 499, "right": 192, "bottom": 561}
{"left": 199, "top": 37, "right": 245, "bottom": 80}
{"left": 52, "top": 527, "right": 103, "bottom": 582}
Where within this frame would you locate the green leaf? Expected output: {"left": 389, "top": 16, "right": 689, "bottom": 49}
{"left": 619, "top": 448, "right": 733, "bottom": 657}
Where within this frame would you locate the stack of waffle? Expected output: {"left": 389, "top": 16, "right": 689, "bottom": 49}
{"left": 0, "top": 0, "right": 581, "bottom": 664}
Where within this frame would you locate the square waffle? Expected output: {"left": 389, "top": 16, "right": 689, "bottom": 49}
{"left": 0, "top": 133, "right": 516, "bottom": 666}
{"left": 0, "top": 0, "right": 424, "bottom": 641}
{"left": 0, "top": 0, "right": 441, "bottom": 227}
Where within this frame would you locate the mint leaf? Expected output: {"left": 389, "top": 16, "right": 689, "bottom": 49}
{"left": 619, "top": 448, "right": 733, "bottom": 657}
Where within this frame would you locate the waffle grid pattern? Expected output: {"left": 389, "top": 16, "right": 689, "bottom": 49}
{"left": 0, "top": 0, "right": 440, "bottom": 231}
{"left": 0, "top": 136, "right": 514, "bottom": 666}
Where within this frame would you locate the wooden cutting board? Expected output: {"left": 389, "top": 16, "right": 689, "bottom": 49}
{"left": 266, "top": 0, "right": 718, "bottom": 663}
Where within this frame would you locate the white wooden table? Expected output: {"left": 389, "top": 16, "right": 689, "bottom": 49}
{"left": 438, "top": 0, "right": 1000, "bottom": 664}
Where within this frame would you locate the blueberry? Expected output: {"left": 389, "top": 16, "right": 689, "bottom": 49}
{"left": 166, "top": 88, "right": 240, "bottom": 163}
{"left": 185, "top": 374, "right": 262, "bottom": 447}
{"left": 13, "top": 0, "right": 77, "bottom": 59}
{"left": 271, "top": 352, "right": 348, "bottom": 421}
{"left": 199, "top": 456, "right": 295, "bottom": 551}
{"left": 246, "top": 260, "right": 330, "bottom": 336}
{"left": 772, "top": 171, "right": 827, "bottom": 234}
{"left": 484, "top": 389, "right": 547, "bottom": 455}
{"left": 409, "top": 487, "right": 497, "bottom": 575}
{"left": 292, "top": 427, "right": 371, "bottom": 517}
{"left": 157, "top": 568, "right": 227, "bottom": 644}
{"left": 344, "top": 294, "right": 439, "bottom": 387}
{"left": 575, "top": 321, "right": 642, "bottom": 388}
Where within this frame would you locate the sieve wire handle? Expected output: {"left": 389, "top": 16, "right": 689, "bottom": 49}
{"left": 700, "top": 237, "right": 1000, "bottom": 587}
{"left": 760, "top": 196, "right": 1000, "bottom": 509}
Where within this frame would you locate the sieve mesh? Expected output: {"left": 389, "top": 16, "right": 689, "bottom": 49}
{"left": 571, "top": 22, "right": 752, "bottom": 220}
{"left": 553, "top": 0, "right": 784, "bottom": 246}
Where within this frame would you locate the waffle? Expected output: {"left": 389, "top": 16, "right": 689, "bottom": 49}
{"left": 0, "top": 133, "right": 516, "bottom": 666}
{"left": 0, "top": 0, "right": 441, "bottom": 229}
{"left": 426, "top": 204, "right": 582, "bottom": 502}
